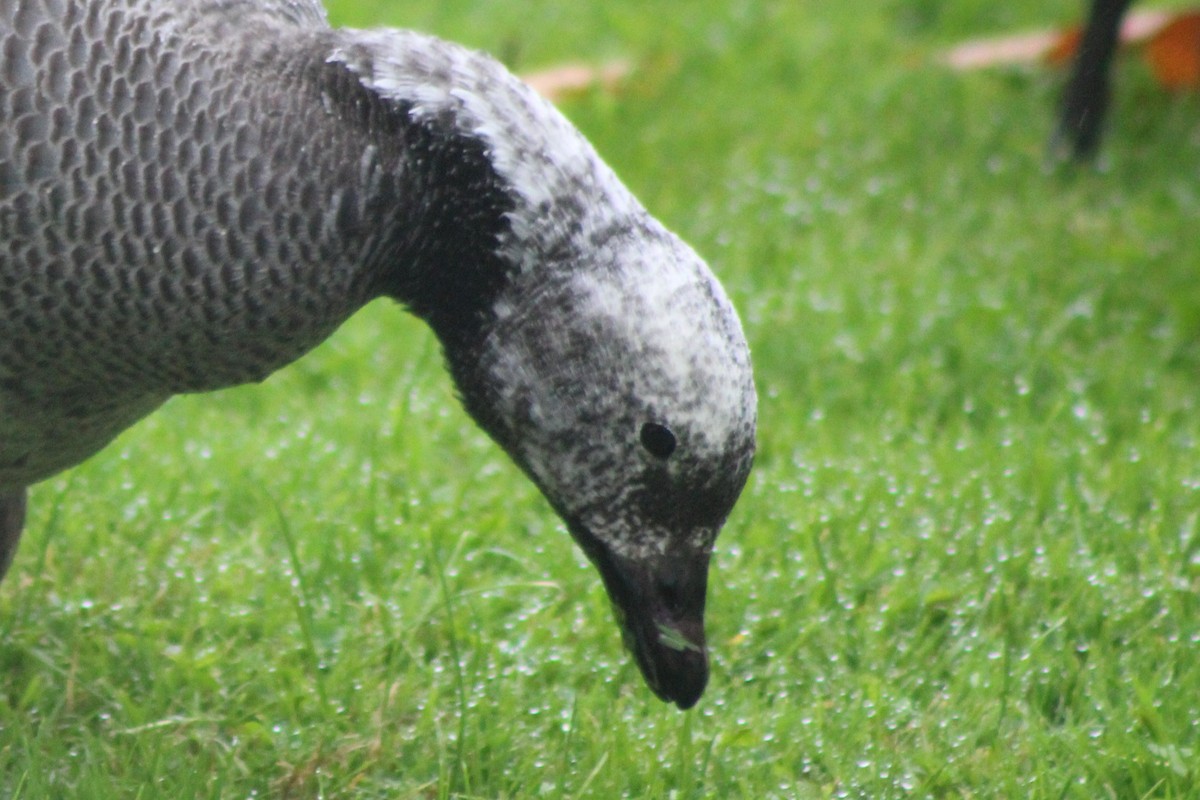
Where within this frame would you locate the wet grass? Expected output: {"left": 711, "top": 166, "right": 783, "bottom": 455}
{"left": 4, "top": 0, "right": 1200, "bottom": 797}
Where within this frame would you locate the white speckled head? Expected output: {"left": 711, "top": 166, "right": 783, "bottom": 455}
{"left": 465, "top": 217, "right": 757, "bottom": 709}
{"left": 333, "top": 28, "right": 756, "bottom": 707}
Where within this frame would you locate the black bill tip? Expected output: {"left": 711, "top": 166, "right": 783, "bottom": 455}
{"left": 644, "top": 618, "right": 709, "bottom": 709}
{"left": 583, "top": 537, "right": 713, "bottom": 709}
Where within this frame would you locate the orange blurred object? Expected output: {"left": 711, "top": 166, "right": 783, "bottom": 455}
{"left": 1047, "top": 26, "right": 1084, "bottom": 66}
{"left": 947, "top": 7, "right": 1200, "bottom": 93}
{"left": 1146, "top": 12, "right": 1200, "bottom": 89}
{"left": 522, "top": 60, "right": 631, "bottom": 102}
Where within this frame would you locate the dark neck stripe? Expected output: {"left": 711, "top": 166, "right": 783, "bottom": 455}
{"left": 314, "top": 58, "right": 518, "bottom": 355}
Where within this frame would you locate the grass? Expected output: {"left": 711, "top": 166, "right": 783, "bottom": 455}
{"left": 4, "top": 0, "right": 1200, "bottom": 797}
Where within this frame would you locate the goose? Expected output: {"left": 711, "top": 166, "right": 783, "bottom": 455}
{"left": 0, "top": 0, "right": 756, "bottom": 710}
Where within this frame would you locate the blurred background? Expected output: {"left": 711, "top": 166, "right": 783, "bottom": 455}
{"left": 4, "top": 2, "right": 1200, "bottom": 797}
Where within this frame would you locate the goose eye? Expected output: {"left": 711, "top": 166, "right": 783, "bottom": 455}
{"left": 639, "top": 422, "right": 677, "bottom": 459}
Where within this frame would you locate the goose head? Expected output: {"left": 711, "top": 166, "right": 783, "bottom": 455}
{"left": 458, "top": 228, "right": 756, "bottom": 708}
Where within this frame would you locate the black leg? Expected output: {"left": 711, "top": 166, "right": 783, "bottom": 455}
{"left": 0, "top": 488, "right": 27, "bottom": 583}
{"left": 1053, "top": 0, "right": 1134, "bottom": 160}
